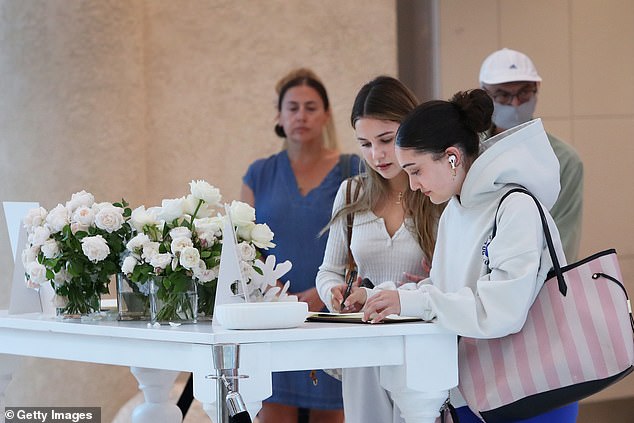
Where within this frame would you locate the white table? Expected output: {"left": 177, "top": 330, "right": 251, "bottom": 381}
{"left": 0, "top": 310, "right": 458, "bottom": 423}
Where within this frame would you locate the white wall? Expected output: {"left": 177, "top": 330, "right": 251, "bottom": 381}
{"left": 0, "top": 1, "right": 397, "bottom": 420}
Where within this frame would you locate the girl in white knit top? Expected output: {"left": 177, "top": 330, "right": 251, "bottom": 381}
{"left": 316, "top": 76, "right": 444, "bottom": 423}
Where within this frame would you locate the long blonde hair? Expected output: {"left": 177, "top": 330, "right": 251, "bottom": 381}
{"left": 274, "top": 67, "right": 340, "bottom": 151}
{"left": 328, "top": 76, "right": 444, "bottom": 262}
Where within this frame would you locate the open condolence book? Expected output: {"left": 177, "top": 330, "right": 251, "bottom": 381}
{"left": 306, "top": 312, "right": 425, "bottom": 324}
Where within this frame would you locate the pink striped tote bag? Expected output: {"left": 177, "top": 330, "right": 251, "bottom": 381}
{"left": 458, "top": 188, "right": 634, "bottom": 423}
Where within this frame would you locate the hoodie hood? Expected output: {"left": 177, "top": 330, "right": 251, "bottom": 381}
{"left": 460, "top": 119, "right": 560, "bottom": 209}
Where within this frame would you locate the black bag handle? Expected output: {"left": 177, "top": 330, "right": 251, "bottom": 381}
{"left": 491, "top": 187, "right": 567, "bottom": 296}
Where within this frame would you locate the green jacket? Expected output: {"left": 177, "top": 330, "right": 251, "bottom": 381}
{"left": 547, "top": 132, "right": 584, "bottom": 262}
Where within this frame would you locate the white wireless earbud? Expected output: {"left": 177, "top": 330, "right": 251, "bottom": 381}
{"left": 448, "top": 154, "right": 457, "bottom": 169}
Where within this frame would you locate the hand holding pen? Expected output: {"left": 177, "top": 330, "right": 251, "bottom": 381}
{"left": 340, "top": 269, "right": 357, "bottom": 311}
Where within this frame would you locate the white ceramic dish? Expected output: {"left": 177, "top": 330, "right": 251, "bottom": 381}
{"left": 214, "top": 301, "right": 309, "bottom": 330}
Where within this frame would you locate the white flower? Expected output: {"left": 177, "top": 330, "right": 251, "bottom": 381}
{"left": 21, "top": 245, "right": 40, "bottom": 267}
{"left": 158, "top": 198, "right": 184, "bottom": 222}
{"left": 41, "top": 239, "right": 61, "bottom": 258}
{"left": 183, "top": 194, "right": 214, "bottom": 218}
{"left": 71, "top": 206, "right": 95, "bottom": 227}
{"left": 121, "top": 256, "right": 138, "bottom": 274}
{"left": 193, "top": 260, "right": 218, "bottom": 283}
{"left": 179, "top": 246, "right": 200, "bottom": 270}
{"left": 189, "top": 180, "right": 222, "bottom": 206}
{"left": 70, "top": 222, "right": 90, "bottom": 234}
{"left": 236, "top": 222, "right": 255, "bottom": 242}
{"left": 91, "top": 201, "right": 112, "bottom": 214}
{"left": 237, "top": 241, "right": 256, "bottom": 262}
{"left": 23, "top": 207, "right": 48, "bottom": 232}
{"left": 229, "top": 201, "right": 256, "bottom": 227}
{"left": 171, "top": 236, "right": 193, "bottom": 254}
{"left": 45, "top": 204, "right": 70, "bottom": 233}
{"left": 150, "top": 253, "right": 172, "bottom": 270}
{"left": 27, "top": 261, "right": 48, "bottom": 286}
{"left": 142, "top": 242, "right": 160, "bottom": 262}
{"left": 130, "top": 206, "right": 159, "bottom": 233}
{"left": 250, "top": 223, "right": 276, "bottom": 249}
{"left": 29, "top": 226, "right": 51, "bottom": 247}
{"left": 170, "top": 226, "right": 192, "bottom": 239}
{"left": 81, "top": 235, "right": 110, "bottom": 263}
{"left": 94, "top": 204, "right": 124, "bottom": 233}
{"left": 194, "top": 216, "right": 223, "bottom": 236}
{"left": 198, "top": 231, "right": 218, "bottom": 247}
{"left": 240, "top": 260, "right": 255, "bottom": 280}
{"left": 126, "top": 233, "right": 151, "bottom": 252}
{"left": 66, "top": 190, "right": 95, "bottom": 212}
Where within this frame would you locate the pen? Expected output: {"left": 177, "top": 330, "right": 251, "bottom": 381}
{"left": 340, "top": 269, "right": 358, "bottom": 310}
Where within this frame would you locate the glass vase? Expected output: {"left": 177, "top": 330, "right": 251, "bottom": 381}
{"left": 196, "top": 280, "right": 217, "bottom": 321}
{"left": 149, "top": 276, "right": 198, "bottom": 324}
{"left": 116, "top": 273, "right": 150, "bottom": 320}
{"left": 55, "top": 280, "right": 102, "bottom": 319}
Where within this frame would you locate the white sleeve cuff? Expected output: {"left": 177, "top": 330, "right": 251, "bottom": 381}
{"left": 398, "top": 287, "right": 435, "bottom": 320}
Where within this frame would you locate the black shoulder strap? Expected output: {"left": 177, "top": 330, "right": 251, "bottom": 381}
{"left": 491, "top": 187, "right": 567, "bottom": 295}
{"left": 345, "top": 177, "right": 362, "bottom": 272}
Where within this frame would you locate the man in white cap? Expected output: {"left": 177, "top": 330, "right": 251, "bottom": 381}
{"left": 479, "top": 47, "right": 584, "bottom": 262}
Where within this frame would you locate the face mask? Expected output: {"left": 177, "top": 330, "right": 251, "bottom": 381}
{"left": 492, "top": 96, "right": 537, "bottom": 130}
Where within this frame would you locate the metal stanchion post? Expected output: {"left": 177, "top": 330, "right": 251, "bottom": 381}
{"left": 210, "top": 343, "right": 251, "bottom": 423}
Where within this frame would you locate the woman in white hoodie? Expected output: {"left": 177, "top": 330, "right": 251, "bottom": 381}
{"left": 356, "top": 89, "right": 579, "bottom": 422}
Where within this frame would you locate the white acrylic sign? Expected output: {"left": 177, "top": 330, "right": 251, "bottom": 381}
{"left": 3, "top": 202, "right": 39, "bottom": 260}
{"left": 212, "top": 205, "right": 250, "bottom": 326}
{"left": 3, "top": 202, "right": 43, "bottom": 314}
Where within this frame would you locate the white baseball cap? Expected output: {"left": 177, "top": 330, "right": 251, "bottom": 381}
{"left": 479, "top": 48, "right": 542, "bottom": 85}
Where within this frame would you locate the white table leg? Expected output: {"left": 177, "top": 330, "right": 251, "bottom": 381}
{"left": 0, "top": 354, "right": 21, "bottom": 423}
{"left": 130, "top": 367, "right": 182, "bottom": 423}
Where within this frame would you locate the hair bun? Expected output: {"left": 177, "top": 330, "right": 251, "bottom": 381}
{"left": 450, "top": 89, "right": 493, "bottom": 133}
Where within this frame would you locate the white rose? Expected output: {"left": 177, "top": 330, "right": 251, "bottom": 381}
{"left": 194, "top": 216, "right": 223, "bottom": 236}
{"left": 171, "top": 236, "right": 193, "bottom": 254}
{"left": 21, "top": 245, "right": 40, "bottom": 267}
{"left": 81, "top": 235, "right": 110, "bottom": 263}
{"left": 179, "top": 246, "right": 200, "bottom": 270}
{"left": 141, "top": 241, "right": 160, "bottom": 262}
{"left": 182, "top": 194, "right": 214, "bottom": 218}
{"left": 121, "top": 256, "right": 138, "bottom": 274}
{"left": 198, "top": 231, "right": 217, "bottom": 247}
{"left": 27, "top": 261, "right": 48, "bottom": 286}
{"left": 158, "top": 198, "right": 184, "bottom": 222}
{"left": 41, "top": 239, "right": 61, "bottom": 258}
{"left": 193, "top": 260, "right": 218, "bottom": 283}
{"left": 170, "top": 226, "right": 192, "bottom": 239}
{"left": 150, "top": 253, "right": 172, "bottom": 270}
{"left": 229, "top": 201, "right": 256, "bottom": 227}
{"left": 189, "top": 180, "right": 222, "bottom": 206}
{"left": 70, "top": 222, "right": 90, "bottom": 234}
{"left": 91, "top": 201, "right": 112, "bottom": 214}
{"left": 130, "top": 206, "right": 159, "bottom": 233}
{"left": 71, "top": 205, "right": 95, "bottom": 227}
{"left": 29, "top": 226, "right": 51, "bottom": 247}
{"left": 237, "top": 241, "right": 256, "bottom": 261}
{"left": 250, "top": 223, "right": 276, "bottom": 249}
{"left": 45, "top": 204, "right": 70, "bottom": 233}
{"left": 126, "top": 233, "right": 151, "bottom": 252}
{"left": 236, "top": 222, "right": 255, "bottom": 242}
{"left": 94, "top": 204, "right": 124, "bottom": 233}
{"left": 23, "top": 207, "right": 48, "bottom": 232}
{"left": 66, "top": 190, "right": 95, "bottom": 212}
{"left": 239, "top": 260, "right": 255, "bottom": 280}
